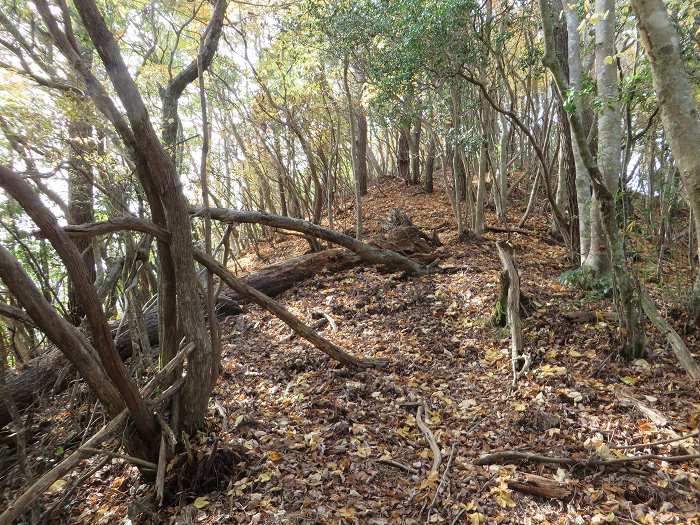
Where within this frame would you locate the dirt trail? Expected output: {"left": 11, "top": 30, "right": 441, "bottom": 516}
{"left": 12, "top": 178, "right": 700, "bottom": 524}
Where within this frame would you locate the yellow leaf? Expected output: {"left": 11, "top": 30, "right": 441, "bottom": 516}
{"left": 491, "top": 483, "right": 517, "bottom": 508}
{"left": 267, "top": 450, "right": 283, "bottom": 462}
{"left": 513, "top": 401, "right": 527, "bottom": 412}
{"left": 356, "top": 445, "right": 372, "bottom": 458}
{"left": 193, "top": 496, "right": 209, "bottom": 509}
{"left": 48, "top": 479, "right": 67, "bottom": 493}
{"left": 603, "top": 55, "right": 614, "bottom": 65}
{"left": 468, "top": 512, "right": 487, "bottom": 524}
{"left": 257, "top": 471, "right": 273, "bottom": 483}
{"left": 338, "top": 506, "right": 356, "bottom": 519}
{"left": 420, "top": 470, "right": 440, "bottom": 490}
{"left": 621, "top": 376, "right": 638, "bottom": 385}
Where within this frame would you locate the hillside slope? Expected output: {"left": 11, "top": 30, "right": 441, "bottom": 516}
{"left": 9, "top": 178, "right": 700, "bottom": 524}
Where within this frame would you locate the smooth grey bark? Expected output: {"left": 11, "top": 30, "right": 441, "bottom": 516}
{"left": 342, "top": 59, "right": 363, "bottom": 239}
{"left": 631, "top": 0, "right": 700, "bottom": 321}
{"left": 585, "top": 0, "right": 621, "bottom": 276}
{"left": 565, "top": 4, "right": 592, "bottom": 264}
{"left": 494, "top": 113, "right": 509, "bottom": 221}
{"left": 540, "top": 0, "right": 645, "bottom": 358}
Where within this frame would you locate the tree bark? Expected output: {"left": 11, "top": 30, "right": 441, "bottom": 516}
{"left": 67, "top": 93, "right": 96, "bottom": 325}
{"left": 409, "top": 117, "right": 421, "bottom": 185}
{"left": 0, "top": 166, "right": 159, "bottom": 449}
{"left": 71, "top": 0, "right": 223, "bottom": 432}
{"left": 565, "top": 3, "right": 593, "bottom": 265}
{"left": 423, "top": 132, "right": 436, "bottom": 194}
{"left": 631, "top": 0, "right": 700, "bottom": 322}
{"left": 585, "top": 0, "right": 621, "bottom": 275}
{"left": 539, "top": 0, "right": 645, "bottom": 358}
{"left": 397, "top": 127, "right": 410, "bottom": 181}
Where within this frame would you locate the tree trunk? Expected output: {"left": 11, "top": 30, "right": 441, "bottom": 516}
{"left": 450, "top": 83, "right": 467, "bottom": 202}
{"left": 67, "top": 102, "right": 95, "bottom": 326}
{"left": 585, "top": 0, "right": 621, "bottom": 276}
{"left": 397, "top": 127, "right": 410, "bottom": 181}
{"left": 357, "top": 111, "right": 369, "bottom": 196}
{"left": 494, "top": 113, "right": 508, "bottom": 221}
{"left": 631, "top": 0, "right": 700, "bottom": 322}
{"left": 474, "top": 104, "right": 490, "bottom": 235}
{"left": 71, "top": 0, "right": 225, "bottom": 432}
{"left": 540, "top": 0, "right": 645, "bottom": 358}
{"left": 565, "top": 3, "right": 592, "bottom": 265}
{"left": 409, "top": 117, "right": 421, "bottom": 185}
{"left": 423, "top": 132, "right": 436, "bottom": 194}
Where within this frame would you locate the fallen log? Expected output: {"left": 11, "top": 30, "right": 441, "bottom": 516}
{"left": 4, "top": 216, "right": 436, "bottom": 429}
{"left": 507, "top": 474, "right": 571, "bottom": 499}
{"left": 561, "top": 310, "right": 617, "bottom": 323}
{"left": 0, "top": 248, "right": 361, "bottom": 429}
{"left": 474, "top": 450, "right": 700, "bottom": 467}
{"left": 194, "top": 208, "right": 427, "bottom": 275}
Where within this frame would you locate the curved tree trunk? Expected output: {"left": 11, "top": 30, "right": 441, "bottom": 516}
{"left": 631, "top": 0, "right": 700, "bottom": 322}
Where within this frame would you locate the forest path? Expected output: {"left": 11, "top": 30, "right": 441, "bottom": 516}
{"left": 60, "top": 178, "right": 699, "bottom": 523}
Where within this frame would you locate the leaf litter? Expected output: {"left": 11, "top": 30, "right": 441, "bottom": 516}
{"left": 4, "top": 178, "right": 700, "bottom": 524}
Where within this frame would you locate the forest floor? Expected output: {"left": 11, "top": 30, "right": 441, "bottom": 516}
{"left": 5, "top": 177, "right": 700, "bottom": 524}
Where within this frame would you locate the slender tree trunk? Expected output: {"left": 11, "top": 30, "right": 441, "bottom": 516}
{"left": 357, "top": 111, "right": 369, "bottom": 196}
{"left": 565, "top": 3, "right": 592, "bottom": 265}
{"left": 586, "top": 0, "right": 621, "bottom": 276}
{"left": 397, "top": 127, "right": 410, "bottom": 181}
{"left": 494, "top": 113, "right": 508, "bottom": 221}
{"left": 409, "top": 117, "right": 421, "bottom": 185}
{"left": 423, "top": 132, "right": 435, "bottom": 194}
{"left": 474, "top": 109, "right": 489, "bottom": 235}
{"left": 450, "top": 83, "right": 467, "bottom": 202}
{"left": 343, "top": 59, "right": 363, "bottom": 239}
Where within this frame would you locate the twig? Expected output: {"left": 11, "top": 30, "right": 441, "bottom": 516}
{"left": 485, "top": 226, "right": 542, "bottom": 238}
{"left": 376, "top": 458, "right": 418, "bottom": 474}
{"left": 81, "top": 448, "right": 156, "bottom": 470}
{"left": 0, "top": 343, "right": 194, "bottom": 525}
{"left": 155, "top": 435, "right": 167, "bottom": 507}
{"left": 155, "top": 413, "right": 177, "bottom": 449}
{"left": 39, "top": 455, "right": 111, "bottom": 524}
{"left": 474, "top": 450, "right": 700, "bottom": 467}
{"left": 313, "top": 310, "right": 337, "bottom": 331}
{"left": 416, "top": 405, "right": 442, "bottom": 474}
{"left": 427, "top": 444, "right": 456, "bottom": 517}
{"left": 450, "top": 508, "right": 466, "bottom": 525}
{"left": 611, "top": 431, "right": 700, "bottom": 450}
